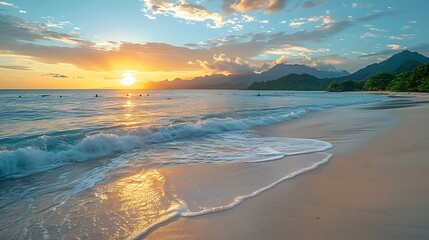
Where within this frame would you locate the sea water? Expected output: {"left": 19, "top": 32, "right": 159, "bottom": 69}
{"left": 0, "top": 90, "right": 385, "bottom": 238}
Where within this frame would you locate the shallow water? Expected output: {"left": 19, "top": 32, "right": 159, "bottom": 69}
{"left": 0, "top": 90, "right": 385, "bottom": 238}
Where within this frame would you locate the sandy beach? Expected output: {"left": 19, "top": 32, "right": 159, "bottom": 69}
{"left": 147, "top": 94, "right": 429, "bottom": 239}
{"left": 3, "top": 1, "right": 429, "bottom": 238}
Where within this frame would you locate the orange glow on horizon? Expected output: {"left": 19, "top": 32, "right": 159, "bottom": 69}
{"left": 0, "top": 57, "right": 210, "bottom": 89}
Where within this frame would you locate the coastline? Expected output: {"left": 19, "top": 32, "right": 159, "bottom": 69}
{"left": 147, "top": 94, "right": 429, "bottom": 239}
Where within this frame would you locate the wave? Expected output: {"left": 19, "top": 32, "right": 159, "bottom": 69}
{"left": 0, "top": 109, "right": 307, "bottom": 179}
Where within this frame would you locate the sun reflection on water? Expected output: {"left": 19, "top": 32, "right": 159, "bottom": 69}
{"left": 121, "top": 97, "right": 140, "bottom": 127}
{"left": 124, "top": 99, "right": 133, "bottom": 108}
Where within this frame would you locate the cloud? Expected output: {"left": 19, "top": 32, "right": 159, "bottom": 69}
{"left": 42, "top": 73, "right": 68, "bottom": 78}
{"left": 272, "top": 55, "right": 288, "bottom": 65}
{"left": 43, "top": 19, "right": 72, "bottom": 29}
{"left": 357, "top": 49, "right": 400, "bottom": 60}
{"left": 230, "top": 24, "right": 243, "bottom": 31}
{"left": 387, "top": 44, "right": 402, "bottom": 50}
{"left": 389, "top": 36, "right": 402, "bottom": 40}
{"left": 0, "top": 15, "right": 93, "bottom": 47}
{"left": 185, "top": 34, "right": 250, "bottom": 49}
{"left": 242, "top": 14, "right": 255, "bottom": 22}
{"left": 0, "top": 1, "right": 17, "bottom": 8}
{"left": 258, "top": 45, "right": 331, "bottom": 71}
{"left": 0, "top": 15, "right": 216, "bottom": 72}
{"left": 222, "top": 0, "right": 287, "bottom": 14}
{"left": 357, "top": 11, "right": 398, "bottom": 22}
{"left": 196, "top": 54, "right": 256, "bottom": 74}
{"left": 368, "top": 27, "right": 387, "bottom": 32}
{"left": 289, "top": 19, "right": 306, "bottom": 27}
{"left": 0, "top": 10, "right": 407, "bottom": 75}
{"left": 201, "top": 11, "right": 398, "bottom": 72}
{"left": 301, "top": 0, "right": 327, "bottom": 9}
{"left": 18, "top": 9, "right": 26, "bottom": 14}
{"left": 0, "top": 65, "right": 32, "bottom": 70}
{"left": 288, "top": 15, "right": 332, "bottom": 28}
{"left": 409, "top": 43, "right": 429, "bottom": 56}
{"left": 265, "top": 45, "right": 329, "bottom": 56}
{"left": 192, "top": 10, "right": 397, "bottom": 62}
{"left": 142, "top": 0, "right": 227, "bottom": 28}
{"left": 4, "top": 42, "right": 213, "bottom": 72}
{"left": 311, "top": 61, "right": 337, "bottom": 71}
{"left": 265, "top": 53, "right": 347, "bottom": 72}
{"left": 401, "top": 33, "right": 418, "bottom": 39}
{"left": 351, "top": 51, "right": 367, "bottom": 56}
{"left": 360, "top": 32, "right": 379, "bottom": 38}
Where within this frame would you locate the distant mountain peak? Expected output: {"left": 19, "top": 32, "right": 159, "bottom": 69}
{"left": 399, "top": 49, "right": 412, "bottom": 53}
{"left": 261, "top": 63, "right": 349, "bottom": 80}
{"left": 389, "top": 50, "right": 424, "bottom": 59}
{"left": 346, "top": 50, "right": 429, "bottom": 80}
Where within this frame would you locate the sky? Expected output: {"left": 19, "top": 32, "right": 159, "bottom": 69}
{"left": 0, "top": 0, "right": 428, "bottom": 89}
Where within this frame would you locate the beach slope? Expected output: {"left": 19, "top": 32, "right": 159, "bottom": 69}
{"left": 148, "top": 95, "right": 429, "bottom": 240}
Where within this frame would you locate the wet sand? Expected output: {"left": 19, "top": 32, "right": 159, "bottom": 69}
{"left": 147, "top": 94, "right": 429, "bottom": 239}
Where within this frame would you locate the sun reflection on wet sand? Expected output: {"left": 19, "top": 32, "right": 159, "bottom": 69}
{"left": 87, "top": 170, "right": 185, "bottom": 239}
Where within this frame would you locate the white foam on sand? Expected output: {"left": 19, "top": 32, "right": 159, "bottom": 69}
{"left": 128, "top": 152, "right": 332, "bottom": 239}
{"left": 126, "top": 134, "right": 333, "bottom": 239}
{"left": 182, "top": 153, "right": 332, "bottom": 217}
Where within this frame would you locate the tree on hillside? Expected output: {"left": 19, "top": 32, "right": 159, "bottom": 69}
{"left": 417, "top": 77, "right": 429, "bottom": 92}
{"left": 388, "top": 80, "right": 408, "bottom": 92}
{"left": 387, "top": 63, "right": 429, "bottom": 92}
{"left": 326, "top": 81, "right": 341, "bottom": 92}
{"left": 325, "top": 80, "right": 365, "bottom": 92}
{"left": 364, "top": 72, "right": 395, "bottom": 91}
{"left": 340, "top": 80, "right": 355, "bottom": 91}
{"left": 393, "top": 59, "right": 424, "bottom": 73}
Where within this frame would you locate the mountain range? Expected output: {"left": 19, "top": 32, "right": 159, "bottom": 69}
{"left": 145, "top": 50, "right": 429, "bottom": 90}
{"left": 144, "top": 64, "right": 350, "bottom": 89}
{"left": 338, "top": 50, "right": 429, "bottom": 81}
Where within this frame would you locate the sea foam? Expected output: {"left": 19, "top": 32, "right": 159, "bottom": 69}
{"left": 129, "top": 151, "right": 333, "bottom": 239}
{"left": 0, "top": 109, "right": 306, "bottom": 179}
{"left": 182, "top": 153, "right": 332, "bottom": 217}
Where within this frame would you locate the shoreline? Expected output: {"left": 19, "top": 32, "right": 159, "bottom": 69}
{"left": 147, "top": 94, "right": 429, "bottom": 239}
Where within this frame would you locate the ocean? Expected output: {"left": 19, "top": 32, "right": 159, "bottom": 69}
{"left": 0, "top": 90, "right": 385, "bottom": 239}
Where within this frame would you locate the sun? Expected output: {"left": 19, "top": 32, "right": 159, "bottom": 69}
{"left": 121, "top": 72, "right": 136, "bottom": 86}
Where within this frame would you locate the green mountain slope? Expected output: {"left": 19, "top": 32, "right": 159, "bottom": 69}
{"left": 247, "top": 73, "right": 331, "bottom": 91}
{"left": 345, "top": 50, "right": 429, "bottom": 80}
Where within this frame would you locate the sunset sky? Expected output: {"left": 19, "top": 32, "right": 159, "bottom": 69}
{"left": 1, "top": 0, "right": 428, "bottom": 89}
